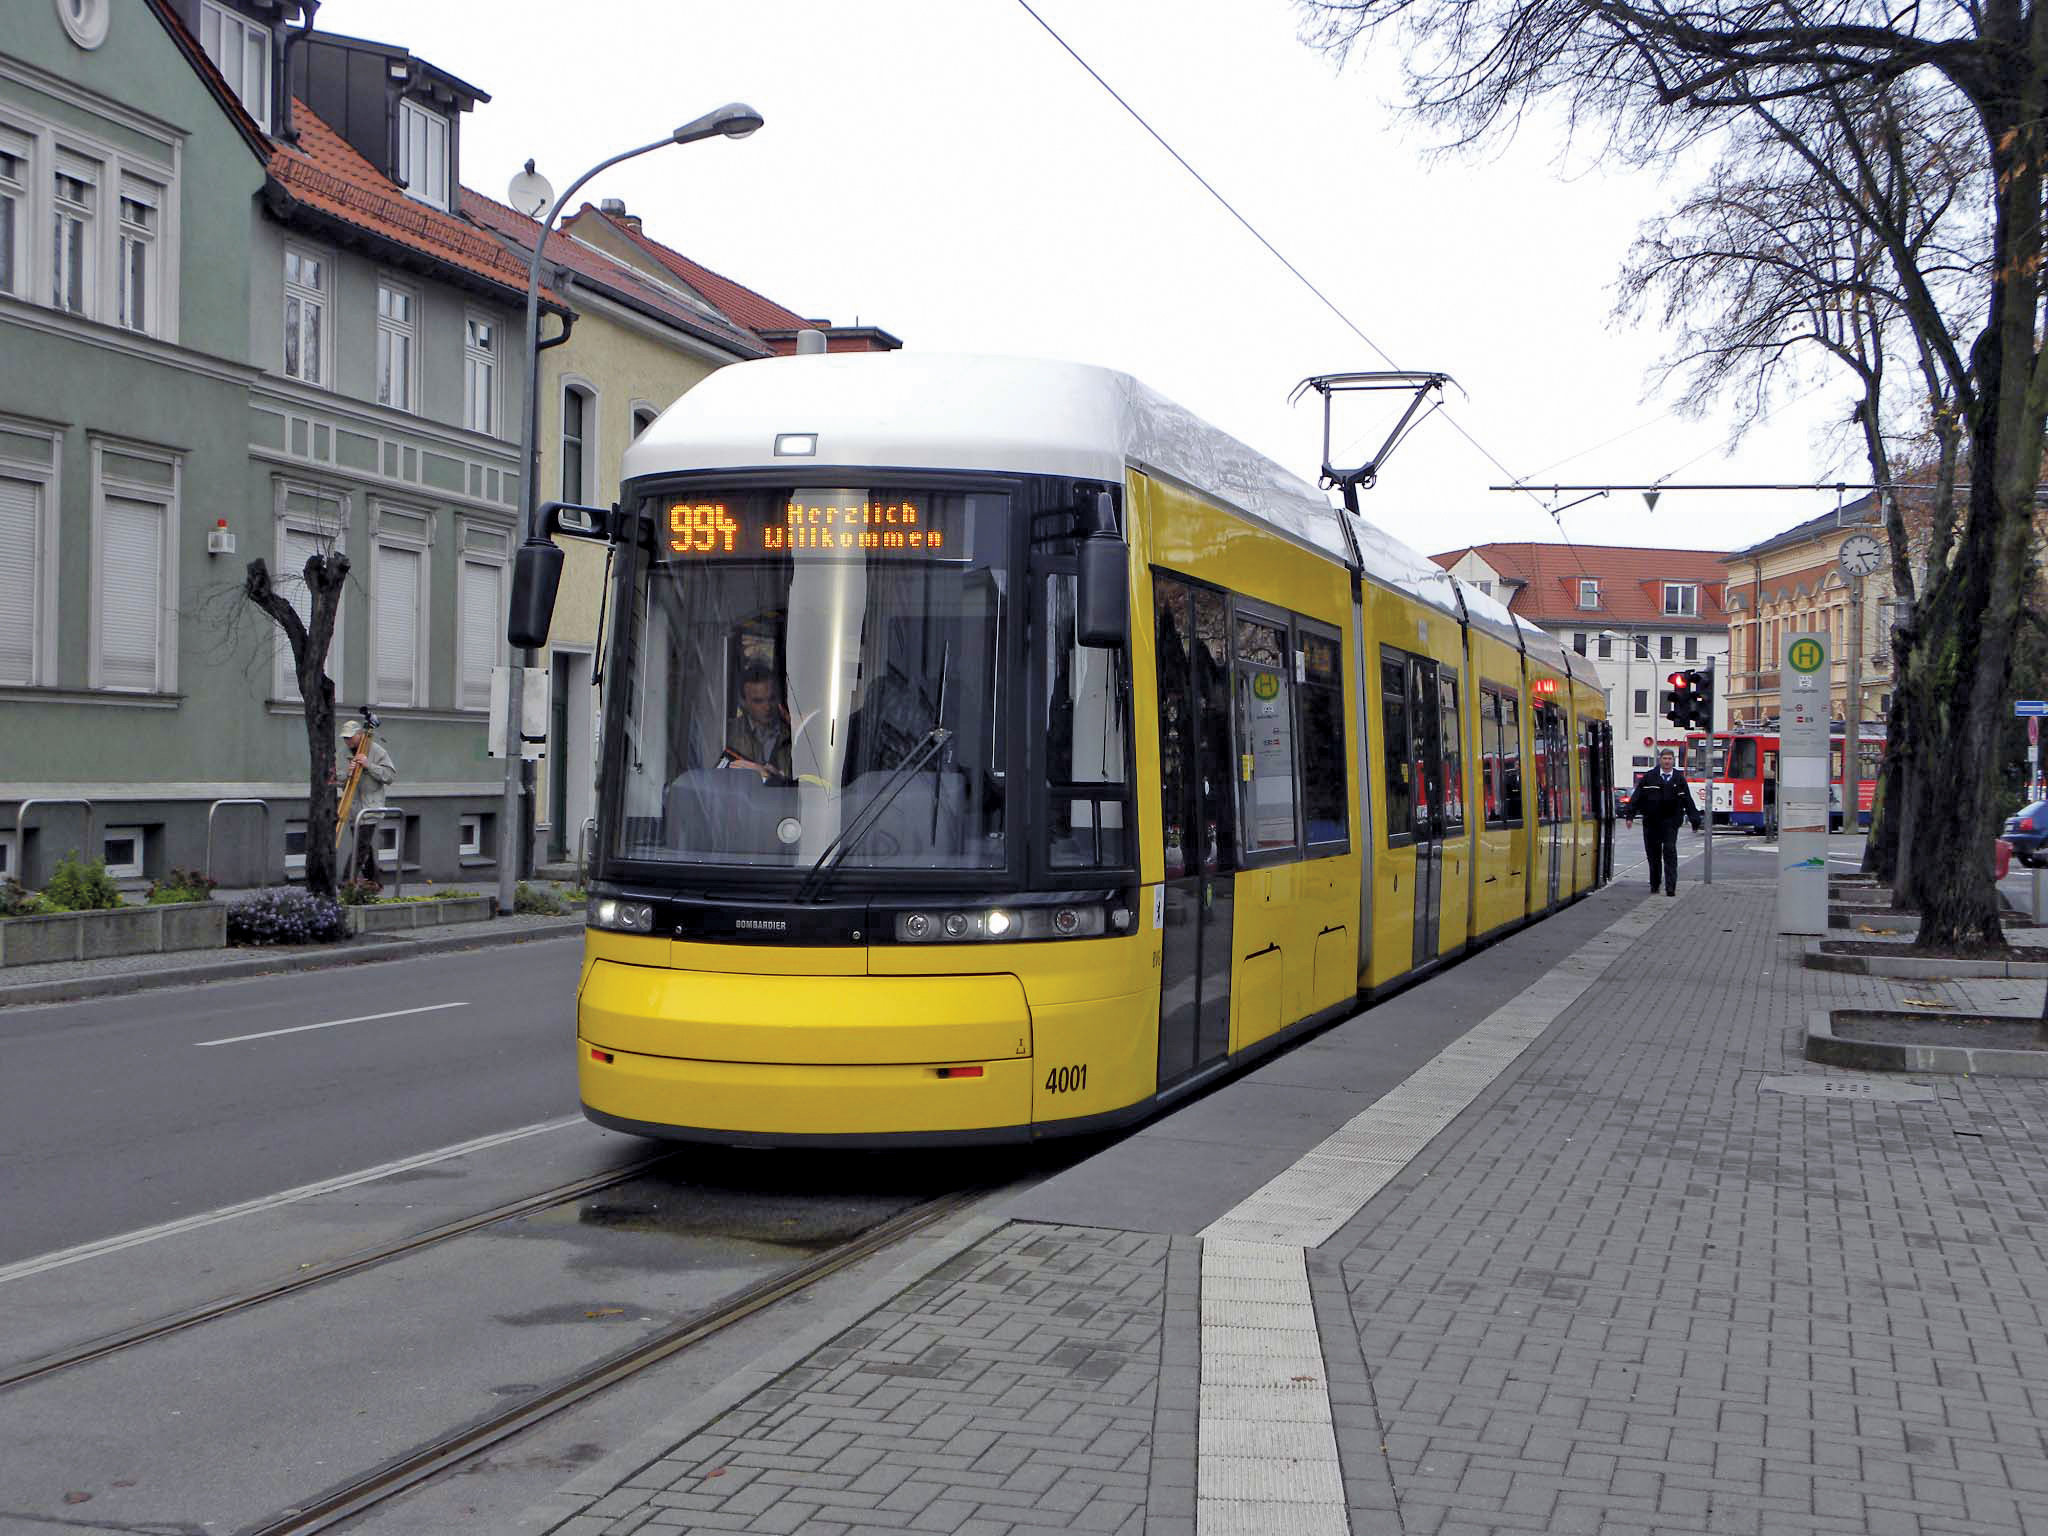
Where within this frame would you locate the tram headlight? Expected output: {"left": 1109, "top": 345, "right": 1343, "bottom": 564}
{"left": 590, "top": 898, "right": 657, "bottom": 935}
{"left": 891, "top": 901, "right": 1113, "bottom": 943}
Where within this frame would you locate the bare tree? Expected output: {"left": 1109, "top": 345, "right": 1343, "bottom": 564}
{"left": 1302, "top": 0, "right": 2045, "bottom": 948}
{"left": 242, "top": 547, "right": 348, "bottom": 900}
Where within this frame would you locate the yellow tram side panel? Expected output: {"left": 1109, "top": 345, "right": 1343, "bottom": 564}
{"left": 1128, "top": 469, "right": 1360, "bottom": 1055}
{"left": 1359, "top": 579, "right": 1472, "bottom": 991}
{"left": 1468, "top": 629, "right": 1530, "bottom": 939}
{"left": 1569, "top": 677, "right": 1605, "bottom": 896}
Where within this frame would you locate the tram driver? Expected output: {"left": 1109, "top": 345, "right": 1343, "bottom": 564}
{"left": 721, "top": 665, "right": 792, "bottom": 780}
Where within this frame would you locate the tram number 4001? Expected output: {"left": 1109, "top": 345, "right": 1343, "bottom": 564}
{"left": 1044, "top": 1064, "right": 1088, "bottom": 1094}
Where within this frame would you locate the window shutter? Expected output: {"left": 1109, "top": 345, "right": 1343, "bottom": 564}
{"left": 99, "top": 496, "right": 162, "bottom": 692}
{"left": 0, "top": 475, "right": 39, "bottom": 684}
{"left": 375, "top": 543, "right": 420, "bottom": 706}
{"left": 460, "top": 558, "right": 501, "bottom": 709}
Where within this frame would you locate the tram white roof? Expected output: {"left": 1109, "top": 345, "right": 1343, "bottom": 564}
{"left": 624, "top": 352, "right": 1491, "bottom": 628}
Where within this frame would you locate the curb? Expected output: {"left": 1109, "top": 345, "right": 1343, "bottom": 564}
{"left": 1806, "top": 1008, "right": 2048, "bottom": 1077}
{"left": 0, "top": 917, "right": 586, "bottom": 1008}
{"left": 1800, "top": 937, "right": 2038, "bottom": 979}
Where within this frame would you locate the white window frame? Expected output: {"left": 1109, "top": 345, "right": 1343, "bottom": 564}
{"left": 375, "top": 278, "right": 419, "bottom": 412}
{"left": 271, "top": 480, "right": 349, "bottom": 702}
{"left": 198, "top": 0, "right": 273, "bottom": 132}
{"left": 559, "top": 379, "right": 596, "bottom": 503}
{"left": 1663, "top": 582, "right": 1700, "bottom": 617}
{"left": 0, "top": 419, "right": 61, "bottom": 688}
{"left": 89, "top": 439, "right": 180, "bottom": 695}
{"left": 397, "top": 99, "right": 450, "bottom": 210}
{"left": 0, "top": 124, "right": 28, "bottom": 301}
{"left": 101, "top": 825, "right": 144, "bottom": 880}
{"left": 463, "top": 312, "right": 498, "bottom": 435}
{"left": 370, "top": 505, "right": 431, "bottom": 709}
{"left": 457, "top": 813, "right": 483, "bottom": 858}
{"left": 284, "top": 817, "right": 307, "bottom": 874}
{"left": 457, "top": 524, "right": 509, "bottom": 713}
{"left": 630, "top": 402, "right": 659, "bottom": 439}
{"left": 51, "top": 150, "right": 96, "bottom": 317}
{"left": 375, "top": 819, "right": 403, "bottom": 870}
{"left": 282, "top": 242, "right": 329, "bottom": 385}
{"left": 1577, "top": 578, "right": 1599, "bottom": 609}
{"left": 116, "top": 172, "right": 161, "bottom": 335}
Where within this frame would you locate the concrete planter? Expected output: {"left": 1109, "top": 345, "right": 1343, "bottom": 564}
{"left": 1807, "top": 1009, "right": 2048, "bottom": 1077}
{"left": 0, "top": 901, "right": 226, "bottom": 968}
{"left": 342, "top": 894, "right": 495, "bottom": 935}
{"left": 1802, "top": 937, "right": 2048, "bottom": 979}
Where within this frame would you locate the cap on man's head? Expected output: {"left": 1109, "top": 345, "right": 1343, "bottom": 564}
{"left": 341, "top": 719, "right": 363, "bottom": 738}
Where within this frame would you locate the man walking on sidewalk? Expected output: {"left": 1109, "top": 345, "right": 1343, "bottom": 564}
{"left": 1623, "top": 747, "right": 1701, "bottom": 895}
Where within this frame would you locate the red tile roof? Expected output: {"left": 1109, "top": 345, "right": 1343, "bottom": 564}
{"left": 461, "top": 188, "right": 768, "bottom": 358}
{"left": 269, "top": 102, "right": 552, "bottom": 306}
{"left": 571, "top": 205, "right": 816, "bottom": 333}
{"left": 1431, "top": 541, "right": 1733, "bottom": 627}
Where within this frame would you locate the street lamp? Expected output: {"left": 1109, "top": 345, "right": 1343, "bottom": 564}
{"left": 497, "top": 105, "right": 764, "bottom": 916}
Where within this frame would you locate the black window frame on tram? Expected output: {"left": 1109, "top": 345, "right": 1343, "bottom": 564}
{"left": 1295, "top": 617, "right": 1348, "bottom": 856}
{"left": 588, "top": 465, "right": 1035, "bottom": 896}
{"left": 1380, "top": 647, "right": 1415, "bottom": 846}
{"left": 1230, "top": 596, "right": 1302, "bottom": 870}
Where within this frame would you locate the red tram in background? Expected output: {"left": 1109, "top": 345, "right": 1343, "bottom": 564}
{"left": 1685, "top": 728, "right": 1885, "bottom": 832}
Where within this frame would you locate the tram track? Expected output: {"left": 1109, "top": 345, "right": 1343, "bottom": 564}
{"left": 243, "top": 1184, "right": 985, "bottom": 1536}
{"left": 0, "top": 1147, "right": 682, "bottom": 1395}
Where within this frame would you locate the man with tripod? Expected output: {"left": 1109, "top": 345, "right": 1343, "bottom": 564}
{"left": 339, "top": 718, "right": 398, "bottom": 886}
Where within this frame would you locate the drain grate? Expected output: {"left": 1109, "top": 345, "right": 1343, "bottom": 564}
{"left": 1760, "top": 1074, "right": 1935, "bottom": 1104}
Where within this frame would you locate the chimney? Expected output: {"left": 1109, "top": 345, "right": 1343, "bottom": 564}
{"left": 598, "top": 197, "right": 642, "bottom": 232}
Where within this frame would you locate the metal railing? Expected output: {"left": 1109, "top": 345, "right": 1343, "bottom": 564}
{"left": 11, "top": 798, "right": 94, "bottom": 887}
{"left": 205, "top": 799, "right": 272, "bottom": 885}
{"left": 577, "top": 816, "right": 597, "bottom": 886}
{"left": 349, "top": 806, "right": 409, "bottom": 900}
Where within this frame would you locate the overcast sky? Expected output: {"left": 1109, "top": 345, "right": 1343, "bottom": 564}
{"left": 332, "top": 0, "right": 1869, "bottom": 561}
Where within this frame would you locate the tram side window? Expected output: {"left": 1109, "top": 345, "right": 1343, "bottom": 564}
{"left": 1234, "top": 615, "right": 1298, "bottom": 857}
{"left": 1499, "top": 693, "right": 1524, "bottom": 824}
{"left": 1381, "top": 651, "right": 1413, "bottom": 843}
{"left": 1729, "top": 736, "right": 1758, "bottom": 781}
{"left": 1155, "top": 579, "right": 1195, "bottom": 879}
{"left": 1298, "top": 625, "right": 1347, "bottom": 850}
{"left": 1046, "top": 571, "right": 1131, "bottom": 869}
{"left": 1438, "top": 673, "right": 1464, "bottom": 831}
{"left": 1480, "top": 688, "right": 1504, "bottom": 825}
{"left": 1580, "top": 722, "right": 1596, "bottom": 819}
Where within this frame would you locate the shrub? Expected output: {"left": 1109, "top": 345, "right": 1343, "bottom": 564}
{"left": 227, "top": 888, "right": 347, "bottom": 946}
{"left": 337, "top": 877, "right": 382, "bottom": 906}
{"left": 146, "top": 867, "right": 217, "bottom": 905}
{"left": 429, "top": 888, "right": 478, "bottom": 900}
{"left": 0, "top": 879, "right": 53, "bottom": 918}
{"left": 513, "top": 881, "right": 564, "bottom": 915}
{"left": 41, "top": 852, "right": 125, "bottom": 912}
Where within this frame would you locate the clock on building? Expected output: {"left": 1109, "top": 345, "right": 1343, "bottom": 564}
{"left": 1838, "top": 533, "right": 1883, "bottom": 579}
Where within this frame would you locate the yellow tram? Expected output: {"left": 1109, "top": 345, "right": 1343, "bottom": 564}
{"left": 510, "top": 353, "right": 1615, "bottom": 1146}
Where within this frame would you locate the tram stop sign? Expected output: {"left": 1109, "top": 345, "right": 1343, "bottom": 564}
{"left": 2015, "top": 700, "right": 2048, "bottom": 716}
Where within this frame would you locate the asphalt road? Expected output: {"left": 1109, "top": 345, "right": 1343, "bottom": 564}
{"left": 0, "top": 935, "right": 586, "bottom": 1264}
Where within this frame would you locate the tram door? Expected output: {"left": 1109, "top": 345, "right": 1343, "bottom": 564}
{"left": 1153, "top": 578, "right": 1235, "bottom": 1087}
{"left": 1408, "top": 656, "right": 1446, "bottom": 969}
{"left": 1537, "top": 704, "right": 1565, "bottom": 906}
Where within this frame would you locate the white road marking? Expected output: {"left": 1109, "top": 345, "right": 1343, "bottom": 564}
{"left": 196, "top": 1001, "right": 469, "bottom": 1047}
{"left": 0, "top": 1116, "right": 581, "bottom": 1286}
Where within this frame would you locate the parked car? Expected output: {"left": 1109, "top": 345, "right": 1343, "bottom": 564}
{"left": 2002, "top": 801, "right": 2048, "bottom": 866}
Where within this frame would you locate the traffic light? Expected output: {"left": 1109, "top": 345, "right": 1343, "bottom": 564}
{"left": 1665, "top": 668, "right": 1713, "bottom": 729}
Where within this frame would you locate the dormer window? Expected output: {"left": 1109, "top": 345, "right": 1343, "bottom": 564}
{"left": 1578, "top": 578, "right": 1600, "bottom": 609}
{"left": 199, "top": 1, "right": 272, "bottom": 132}
{"left": 398, "top": 100, "right": 450, "bottom": 209}
{"left": 1663, "top": 582, "right": 1700, "bottom": 616}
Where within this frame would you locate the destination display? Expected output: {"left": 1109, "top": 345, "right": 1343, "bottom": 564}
{"left": 659, "top": 492, "right": 971, "bottom": 561}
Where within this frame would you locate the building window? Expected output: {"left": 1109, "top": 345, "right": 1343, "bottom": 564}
{"left": 376, "top": 281, "right": 417, "bottom": 410}
{"left": 1663, "top": 582, "right": 1700, "bottom": 617}
{"left": 464, "top": 316, "right": 497, "bottom": 434}
{"left": 459, "top": 549, "right": 505, "bottom": 711}
{"left": 631, "top": 405, "right": 658, "bottom": 438}
{"left": 117, "top": 174, "right": 160, "bottom": 334}
{"left": 1596, "top": 633, "right": 1612, "bottom": 659}
{"left": 1572, "top": 631, "right": 1587, "bottom": 655}
{"left": 1685, "top": 635, "right": 1698, "bottom": 660}
{"left": 1660, "top": 635, "right": 1674, "bottom": 660}
{"left": 199, "top": 1, "right": 271, "bottom": 130}
{"left": 1633, "top": 688, "right": 1648, "bottom": 716}
{"left": 398, "top": 100, "right": 449, "bottom": 209}
{"left": 1633, "top": 634, "right": 1649, "bottom": 660}
{"left": 458, "top": 813, "right": 484, "bottom": 858}
{"left": 52, "top": 154, "right": 95, "bottom": 315}
{"left": 372, "top": 515, "right": 429, "bottom": 708}
{"left": 1578, "top": 578, "right": 1599, "bottom": 609}
{"left": 272, "top": 483, "right": 347, "bottom": 701}
{"left": 93, "top": 444, "right": 179, "bottom": 695}
{"left": 284, "top": 817, "right": 307, "bottom": 873}
{"left": 0, "top": 831, "right": 14, "bottom": 879}
{"left": 0, "top": 129, "right": 26, "bottom": 298}
{"left": 1476, "top": 579, "right": 1493, "bottom": 596}
{"left": 0, "top": 430, "right": 58, "bottom": 688}
{"left": 282, "top": 247, "right": 327, "bottom": 383}
{"left": 101, "top": 825, "right": 144, "bottom": 880}
{"left": 561, "top": 384, "right": 592, "bottom": 501}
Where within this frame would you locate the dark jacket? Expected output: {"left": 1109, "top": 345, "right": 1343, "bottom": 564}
{"left": 1625, "top": 768, "right": 1701, "bottom": 827}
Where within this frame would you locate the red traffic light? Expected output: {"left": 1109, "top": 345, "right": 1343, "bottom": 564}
{"left": 1668, "top": 672, "right": 1691, "bottom": 692}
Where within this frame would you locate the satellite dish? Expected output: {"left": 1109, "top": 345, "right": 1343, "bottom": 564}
{"left": 507, "top": 159, "right": 554, "bottom": 219}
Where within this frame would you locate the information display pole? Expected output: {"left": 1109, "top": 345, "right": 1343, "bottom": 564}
{"left": 1702, "top": 653, "right": 1715, "bottom": 887}
{"left": 1777, "top": 633, "right": 1832, "bottom": 934}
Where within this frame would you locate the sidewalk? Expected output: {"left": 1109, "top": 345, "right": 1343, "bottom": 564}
{"left": 521, "top": 875, "right": 2048, "bottom": 1536}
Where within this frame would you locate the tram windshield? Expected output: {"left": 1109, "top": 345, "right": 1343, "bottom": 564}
{"left": 607, "top": 488, "right": 1010, "bottom": 874}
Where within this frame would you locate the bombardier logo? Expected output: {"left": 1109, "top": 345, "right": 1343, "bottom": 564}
{"left": 735, "top": 918, "right": 788, "bottom": 932}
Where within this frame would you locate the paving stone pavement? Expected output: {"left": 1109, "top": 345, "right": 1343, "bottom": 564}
{"left": 531, "top": 878, "right": 2048, "bottom": 1536}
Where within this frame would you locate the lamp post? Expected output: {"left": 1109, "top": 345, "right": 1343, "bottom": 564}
{"left": 497, "top": 105, "right": 763, "bottom": 916}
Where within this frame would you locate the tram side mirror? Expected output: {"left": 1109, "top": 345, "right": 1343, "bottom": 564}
{"left": 1076, "top": 534, "right": 1128, "bottom": 648}
{"left": 507, "top": 539, "right": 564, "bottom": 650}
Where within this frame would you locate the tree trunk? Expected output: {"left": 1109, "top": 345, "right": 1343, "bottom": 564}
{"left": 244, "top": 552, "right": 349, "bottom": 900}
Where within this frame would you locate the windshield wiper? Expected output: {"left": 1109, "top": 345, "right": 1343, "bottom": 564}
{"left": 794, "top": 726, "right": 951, "bottom": 904}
